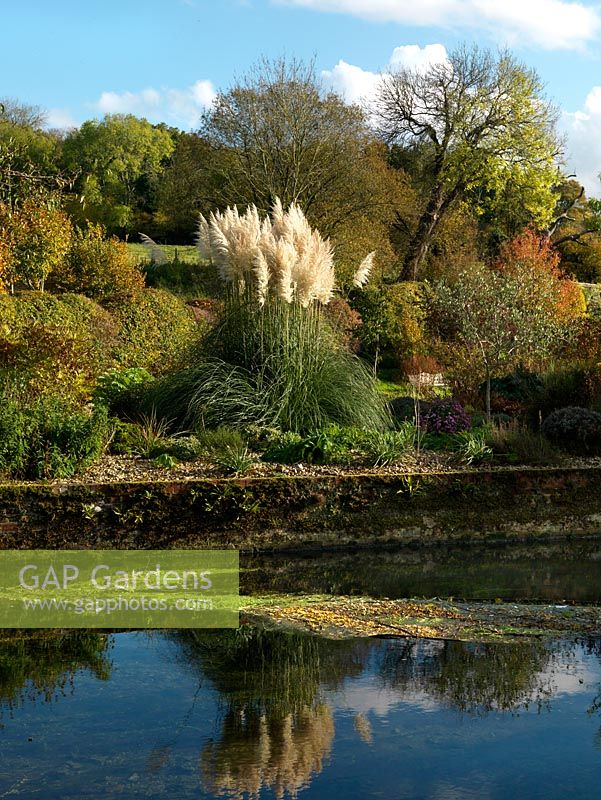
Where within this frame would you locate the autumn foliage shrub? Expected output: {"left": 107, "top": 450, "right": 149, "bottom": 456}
{"left": 351, "top": 281, "right": 426, "bottom": 367}
{"left": 49, "top": 223, "right": 145, "bottom": 300}
{"left": 0, "top": 199, "right": 72, "bottom": 291}
{"left": 401, "top": 354, "right": 442, "bottom": 378}
{"left": 107, "top": 288, "right": 197, "bottom": 374}
{"left": 481, "top": 369, "right": 545, "bottom": 418}
{"left": 497, "top": 228, "right": 586, "bottom": 326}
{"left": 324, "top": 297, "right": 362, "bottom": 352}
{"left": 0, "top": 292, "right": 118, "bottom": 401}
{"left": 0, "top": 289, "right": 195, "bottom": 403}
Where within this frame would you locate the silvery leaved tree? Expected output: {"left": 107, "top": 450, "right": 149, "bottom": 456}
{"left": 431, "top": 265, "right": 577, "bottom": 421}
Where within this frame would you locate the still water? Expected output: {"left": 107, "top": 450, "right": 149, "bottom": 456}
{"left": 1, "top": 629, "right": 601, "bottom": 799}
{"left": 243, "top": 538, "right": 601, "bottom": 603}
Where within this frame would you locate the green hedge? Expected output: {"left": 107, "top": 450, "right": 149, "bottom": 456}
{"left": 0, "top": 397, "right": 109, "bottom": 480}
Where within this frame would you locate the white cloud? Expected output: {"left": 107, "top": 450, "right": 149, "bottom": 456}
{"left": 97, "top": 88, "right": 161, "bottom": 115}
{"left": 562, "top": 86, "right": 601, "bottom": 197}
{"left": 280, "top": 0, "right": 600, "bottom": 50}
{"left": 45, "top": 108, "right": 79, "bottom": 130}
{"left": 93, "top": 80, "right": 217, "bottom": 128}
{"left": 388, "top": 43, "right": 448, "bottom": 70}
{"left": 322, "top": 61, "right": 381, "bottom": 104}
{"left": 322, "top": 43, "right": 448, "bottom": 104}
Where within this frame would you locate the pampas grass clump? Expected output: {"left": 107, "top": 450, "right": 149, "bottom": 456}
{"left": 149, "top": 200, "right": 389, "bottom": 433}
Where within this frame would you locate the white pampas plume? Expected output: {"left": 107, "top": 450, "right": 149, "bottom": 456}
{"left": 274, "top": 239, "right": 297, "bottom": 304}
{"left": 254, "top": 250, "right": 270, "bottom": 306}
{"left": 204, "top": 197, "right": 338, "bottom": 306}
{"left": 208, "top": 211, "right": 238, "bottom": 283}
{"left": 196, "top": 214, "right": 212, "bottom": 262}
{"left": 138, "top": 233, "right": 167, "bottom": 265}
{"left": 210, "top": 205, "right": 263, "bottom": 286}
{"left": 353, "top": 252, "right": 375, "bottom": 288}
{"left": 271, "top": 197, "right": 286, "bottom": 237}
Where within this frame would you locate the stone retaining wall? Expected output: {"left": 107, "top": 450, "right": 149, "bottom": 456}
{"left": 1, "top": 467, "right": 601, "bottom": 552}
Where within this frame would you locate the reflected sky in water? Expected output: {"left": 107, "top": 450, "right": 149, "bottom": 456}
{"left": 1, "top": 630, "right": 601, "bottom": 798}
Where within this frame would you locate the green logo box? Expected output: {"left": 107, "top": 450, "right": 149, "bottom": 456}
{"left": 0, "top": 550, "right": 239, "bottom": 629}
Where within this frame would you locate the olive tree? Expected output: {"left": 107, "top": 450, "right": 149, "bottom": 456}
{"left": 430, "top": 264, "right": 576, "bottom": 421}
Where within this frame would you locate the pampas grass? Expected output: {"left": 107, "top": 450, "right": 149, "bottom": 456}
{"left": 148, "top": 199, "right": 386, "bottom": 433}
{"left": 197, "top": 199, "right": 362, "bottom": 307}
{"left": 353, "top": 251, "right": 375, "bottom": 288}
{"left": 149, "top": 299, "right": 389, "bottom": 432}
{"left": 138, "top": 233, "right": 167, "bottom": 266}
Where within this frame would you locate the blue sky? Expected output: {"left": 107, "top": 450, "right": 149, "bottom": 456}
{"left": 4, "top": 0, "right": 601, "bottom": 192}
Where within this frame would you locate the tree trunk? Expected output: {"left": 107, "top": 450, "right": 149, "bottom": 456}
{"left": 398, "top": 185, "right": 447, "bottom": 281}
{"left": 485, "top": 367, "right": 492, "bottom": 424}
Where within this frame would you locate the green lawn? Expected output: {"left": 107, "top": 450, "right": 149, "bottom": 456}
{"left": 376, "top": 368, "right": 413, "bottom": 399}
{"left": 127, "top": 243, "right": 199, "bottom": 265}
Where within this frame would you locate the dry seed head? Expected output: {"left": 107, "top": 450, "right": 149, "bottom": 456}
{"left": 199, "top": 197, "right": 370, "bottom": 307}
{"left": 139, "top": 233, "right": 168, "bottom": 265}
{"left": 274, "top": 238, "right": 297, "bottom": 304}
{"left": 254, "top": 249, "right": 270, "bottom": 306}
{"left": 196, "top": 215, "right": 212, "bottom": 262}
{"left": 353, "top": 251, "right": 375, "bottom": 288}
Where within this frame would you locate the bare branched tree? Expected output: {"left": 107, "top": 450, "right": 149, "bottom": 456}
{"left": 199, "top": 57, "right": 383, "bottom": 233}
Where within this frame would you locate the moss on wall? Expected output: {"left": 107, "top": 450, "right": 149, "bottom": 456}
{"left": 1, "top": 467, "right": 600, "bottom": 552}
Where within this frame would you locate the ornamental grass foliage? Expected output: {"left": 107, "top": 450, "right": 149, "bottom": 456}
{"left": 150, "top": 199, "right": 388, "bottom": 433}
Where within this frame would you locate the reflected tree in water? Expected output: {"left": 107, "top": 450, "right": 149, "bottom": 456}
{"left": 378, "top": 638, "right": 556, "bottom": 714}
{"left": 0, "top": 630, "right": 112, "bottom": 718}
{"left": 171, "top": 627, "right": 600, "bottom": 796}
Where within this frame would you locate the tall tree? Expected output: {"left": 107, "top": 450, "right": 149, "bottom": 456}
{"left": 156, "top": 132, "right": 222, "bottom": 240}
{"left": 199, "top": 57, "right": 411, "bottom": 279}
{"left": 374, "top": 45, "right": 561, "bottom": 280}
{"left": 200, "top": 58, "right": 367, "bottom": 219}
{"left": 61, "top": 114, "right": 175, "bottom": 234}
{"left": 0, "top": 100, "right": 65, "bottom": 207}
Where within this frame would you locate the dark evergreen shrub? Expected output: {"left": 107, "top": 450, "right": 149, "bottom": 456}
{"left": 541, "top": 406, "right": 601, "bottom": 455}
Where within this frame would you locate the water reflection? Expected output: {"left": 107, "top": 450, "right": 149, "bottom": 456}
{"left": 377, "top": 638, "right": 556, "bottom": 714}
{"left": 243, "top": 539, "right": 601, "bottom": 603}
{"left": 175, "top": 630, "right": 598, "bottom": 797}
{"left": 0, "top": 630, "right": 111, "bottom": 718}
{"left": 201, "top": 704, "right": 334, "bottom": 799}
{"left": 176, "top": 628, "right": 367, "bottom": 797}
{"left": 1, "top": 628, "right": 601, "bottom": 799}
